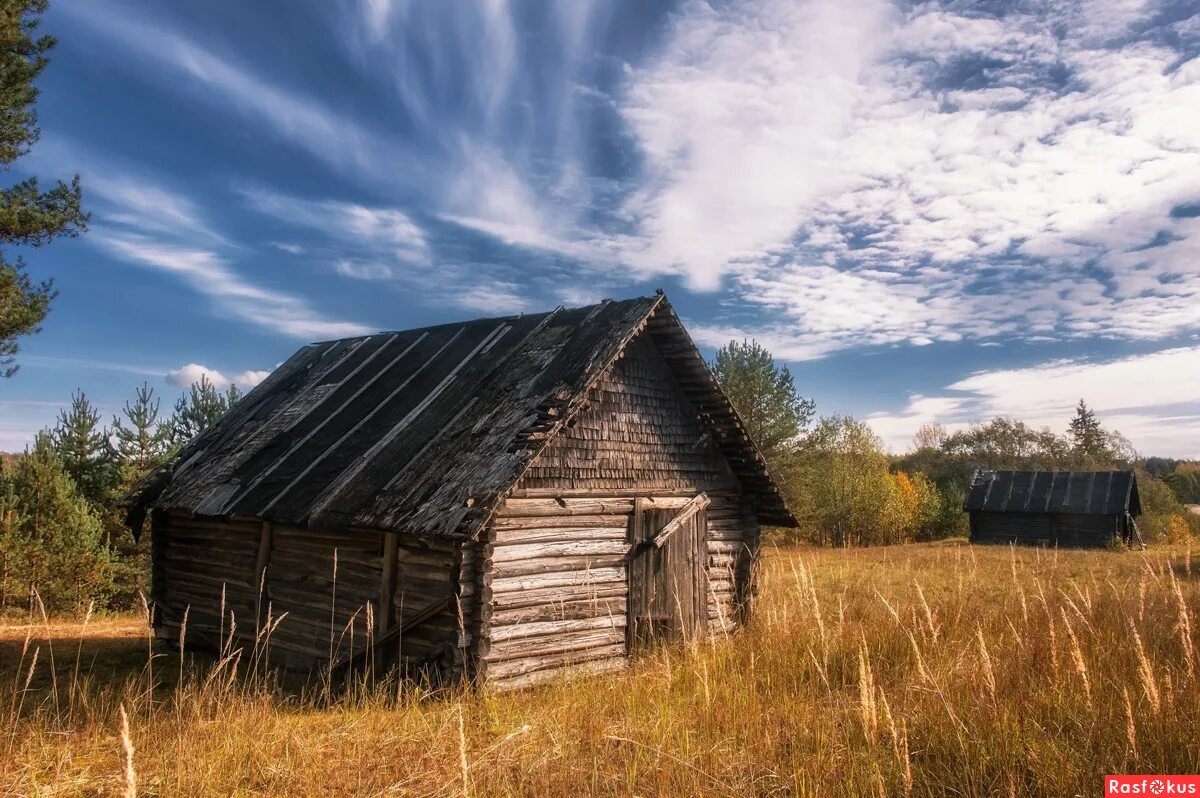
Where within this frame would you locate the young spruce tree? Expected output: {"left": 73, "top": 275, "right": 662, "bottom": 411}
{"left": 50, "top": 388, "right": 115, "bottom": 506}
{"left": 112, "top": 382, "right": 173, "bottom": 472}
{"left": 107, "top": 383, "right": 173, "bottom": 604}
{"left": 170, "top": 375, "right": 239, "bottom": 445}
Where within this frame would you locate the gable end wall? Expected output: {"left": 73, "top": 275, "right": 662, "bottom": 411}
{"left": 474, "top": 332, "right": 760, "bottom": 689}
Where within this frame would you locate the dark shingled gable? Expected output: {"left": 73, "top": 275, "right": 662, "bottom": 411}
{"left": 125, "top": 295, "right": 796, "bottom": 539}
{"left": 963, "top": 470, "right": 1141, "bottom": 517}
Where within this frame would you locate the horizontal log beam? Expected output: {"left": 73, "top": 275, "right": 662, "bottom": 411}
{"left": 489, "top": 615, "right": 625, "bottom": 644}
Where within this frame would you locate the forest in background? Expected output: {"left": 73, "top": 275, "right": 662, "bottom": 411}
{"left": 712, "top": 340, "right": 1200, "bottom": 549}
{"left": 0, "top": 377, "right": 240, "bottom": 612}
{"left": 2, "top": 339, "right": 1199, "bottom": 615}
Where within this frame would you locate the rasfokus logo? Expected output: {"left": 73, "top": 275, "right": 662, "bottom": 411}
{"left": 1106, "top": 776, "right": 1200, "bottom": 796}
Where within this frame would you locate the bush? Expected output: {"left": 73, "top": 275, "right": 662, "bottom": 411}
{"left": 1134, "top": 469, "right": 1198, "bottom": 544}
{"left": 0, "top": 435, "right": 113, "bottom": 612}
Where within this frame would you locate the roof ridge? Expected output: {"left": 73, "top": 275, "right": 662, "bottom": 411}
{"left": 305, "top": 295, "right": 659, "bottom": 346}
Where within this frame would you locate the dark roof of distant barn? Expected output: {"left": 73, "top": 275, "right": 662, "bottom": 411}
{"left": 962, "top": 470, "right": 1141, "bottom": 517}
{"left": 125, "top": 294, "right": 796, "bottom": 539}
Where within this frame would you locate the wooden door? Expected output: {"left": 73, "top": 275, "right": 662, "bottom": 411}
{"left": 627, "top": 495, "right": 709, "bottom": 651}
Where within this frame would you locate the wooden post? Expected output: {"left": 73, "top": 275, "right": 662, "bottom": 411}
{"left": 380, "top": 532, "right": 399, "bottom": 633}
{"left": 254, "top": 520, "right": 273, "bottom": 633}
{"left": 149, "top": 509, "right": 168, "bottom": 633}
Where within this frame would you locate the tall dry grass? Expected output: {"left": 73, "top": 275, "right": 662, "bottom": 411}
{"left": 2, "top": 541, "right": 1199, "bottom": 796}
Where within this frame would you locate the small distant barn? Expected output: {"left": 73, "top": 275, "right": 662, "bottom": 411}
{"left": 963, "top": 470, "right": 1142, "bottom": 548}
{"left": 124, "top": 294, "right": 795, "bottom": 689}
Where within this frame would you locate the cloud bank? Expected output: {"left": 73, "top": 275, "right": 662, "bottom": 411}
{"left": 868, "top": 346, "right": 1200, "bottom": 457}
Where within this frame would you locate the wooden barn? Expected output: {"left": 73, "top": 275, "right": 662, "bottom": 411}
{"left": 124, "top": 294, "right": 795, "bottom": 689}
{"left": 963, "top": 470, "right": 1142, "bottom": 548}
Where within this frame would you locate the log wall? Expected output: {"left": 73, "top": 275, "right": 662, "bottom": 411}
{"left": 150, "top": 328, "right": 764, "bottom": 688}
{"left": 970, "top": 511, "right": 1119, "bottom": 548}
{"left": 153, "top": 511, "right": 463, "bottom": 673}
{"left": 153, "top": 513, "right": 261, "bottom": 654}
{"left": 476, "top": 494, "right": 757, "bottom": 689}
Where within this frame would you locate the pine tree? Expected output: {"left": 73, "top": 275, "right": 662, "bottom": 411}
{"left": 106, "top": 383, "right": 174, "bottom": 601}
{"left": 112, "top": 382, "right": 172, "bottom": 472}
{"left": 0, "top": 433, "right": 112, "bottom": 611}
{"left": 170, "top": 375, "right": 238, "bottom": 444}
{"left": 1068, "top": 399, "right": 1100, "bottom": 447}
{"left": 50, "top": 389, "right": 114, "bottom": 506}
{"left": 1067, "top": 399, "right": 1114, "bottom": 467}
{"left": 0, "top": 0, "right": 89, "bottom": 377}
{"left": 712, "top": 339, "right": 815, "bottom": 468}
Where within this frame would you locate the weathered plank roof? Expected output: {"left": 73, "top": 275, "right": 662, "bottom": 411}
{"left": 962, "top": 470, "right": 1141, "bottom": 516}
{"left": 126, "top": 294, "right": 796, "bottom": 539}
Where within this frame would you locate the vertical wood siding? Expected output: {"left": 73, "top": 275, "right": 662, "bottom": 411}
{"left": 153, "top": 511, "right": 464, "bottom": 672}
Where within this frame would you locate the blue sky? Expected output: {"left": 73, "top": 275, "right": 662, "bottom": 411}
{"left": 3, "top": 0, "right": 1200, "bottom": 456}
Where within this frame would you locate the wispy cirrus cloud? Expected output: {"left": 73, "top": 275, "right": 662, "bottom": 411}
{"left": 62, "top": 3, "right": 418, "bottom": 188}
{"left": 58, "top": 156, "right": 377, "bottom": 342}
{"left": 95, "top": 233, "right": 372, "bottom": 340}
{"left": 335, "top": 260, "right": 393, "bottom": 281}
{"left": 452, "top": 281, "right": 529, "bottom": 315}
{"left": 242, "top": 188, "right": 429, "bottom": 267}
{"left": 87, "top": 173, "right": 231, "bottom": 246}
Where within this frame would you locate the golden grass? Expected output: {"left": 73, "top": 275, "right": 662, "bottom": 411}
{"left": 3, "top": 541, "right": 1200, "bottom": 796}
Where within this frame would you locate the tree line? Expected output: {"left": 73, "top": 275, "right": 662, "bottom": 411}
{"left": 0, "top": 377, "right": 240, "bottom": 611}
{"left": 712, "top": 340, "right": 1200, "bottom": 547}
{"left": 5, "top": 338, "right": 1199, "bottom": 614}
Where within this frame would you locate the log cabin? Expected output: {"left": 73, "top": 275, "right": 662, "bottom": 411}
{"left": 124, "top": 294, "right": 796, "bottom": 690}
{"left": 964, "top": 469, "right": 1142, "bottom": 548}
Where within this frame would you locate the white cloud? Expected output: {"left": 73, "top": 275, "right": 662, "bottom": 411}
{"left": 610, "top": 0, "right": 1200, "bottom": 356}
{"left": 166, "top": 364, "right": 271, "bottom": 390}
{"left": 244, "top": 188, "right": 429, "bottom": 265}
{"left": 687, "top": 321, "right": 838, "bottom": 363}
{"left": 335, "top": 259, "right": 393, "bottom": 280}
{"left": 359, "top": 0, "right": 399, "bottom": 41}
{"left": 235, "top": 370, "right": 272, "bottom": 388}
{"left": 88, "top": 173, "right": 229, "bottom": 246}
{"left": 95, "top": 233, "right": 372, "bottom": 340}
{"left": 166, "top": 363, "right": 231, "bottom": 390}
{"left": 437, "top": 147, "right": 606, "bottom": 263}
{"left": 271, "top": 242, "right": 305, "bottom": 255}
{"left": 867, "top": 346, "right": 1200, "bottom": 457}
{"left": 555, "top": 287, "right": 605, "bottom": 307}
{"left": 616, "top": 0, "right": 892, "bottom": 290}
{"left": 452, "top": 282, "right": 529, "bottom": 315}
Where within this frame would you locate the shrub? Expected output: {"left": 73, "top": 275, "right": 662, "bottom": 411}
{"left": 0, "top": 434, "right": 113, "bottom": 612}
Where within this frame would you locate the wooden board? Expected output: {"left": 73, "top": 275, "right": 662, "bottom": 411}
{"left": 627, "top": 499, "right": 708, "bottom": 650}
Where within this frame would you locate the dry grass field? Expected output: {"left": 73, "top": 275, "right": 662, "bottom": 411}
{"left": 3, "top": 541, "right": 1200, "bottom": 797}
